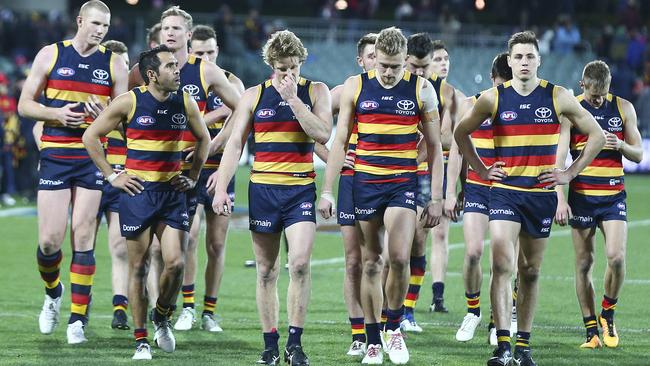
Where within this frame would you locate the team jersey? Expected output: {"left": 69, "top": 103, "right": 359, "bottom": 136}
{"left": 176, "top": 55, "right": 209, "bottom": 170}
{"left": 251, "top": 77, "right": 316, "bottom": 185}
{"left": 416, "top": 74, "right": 446, "bottom": 175}
{"left": 340, "top": 123, "right": 358, "bottom": 177}
{"left": 569, "top": 93, "right": 626, "bottom": 196}
{"left": 491, "top": 80, "right": 560, "bottom": 192}
{"left": 41, "top": 40, "right": 115, "bottom": 155}
{"left": 204, "top": 70, "right": 235, "bottom": 170}
{"left": 106, "top": 129, "right": 126, "bottom": 168}
{"left": 354, "top": 70, "right": 422, "bottom": 180}
{"left": 466, "top": 91, "right": 495, "bottom": 187}
{"left": 124, "top": 86, "right": 191, "bottom": 183}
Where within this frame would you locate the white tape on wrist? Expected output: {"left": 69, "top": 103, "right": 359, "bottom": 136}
{"left": 320, "top": 191, "right": 336, "bottom": 206}
{"left": 106, "top": 171, "right": 121, "bottom": 183}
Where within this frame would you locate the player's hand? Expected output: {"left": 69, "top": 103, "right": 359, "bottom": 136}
{"left": 537, "top": 168, "right": 572, "bottom": 189}
{"left": 343, "top": 150, "right": 356, "bottom": 170}
{"left": 421, "top": 199, "right": 443, "bottom": 228}
{"left": 277, "top": 73, "right": 298, "bottom": 101}
{"left": 212, "top": 190, "right": 232, "bottom": 216}
{"left": 554, "top": 199, "right": 573, "bottom": 226}
{"left": 171, "top": 174, "right": 197, "bottom": 192}
{"left": 205, "top": 170, "right": 220, "bottom": 195}
{"left": 480, "top": 161, "right": 507, "bottom": 182}
{"left": 604, "top": 131, "right": 623, "bottom": 150}
{"left": 112, "top": 172, "right": 144, "bottom": 196}
{"left": 83, "top": 95, "right": 105, "bottom": 119}
{"left": 183, "top": 146, "right": 195, "bottom": 161}
{"left": 443, "top": 194, "right": 459, "bottom": 222}
{"left": 318, "top": 191, "right": 336, "bottom": 219}
{"left": 456, "top": 189, "right": 465, "bottom": 213}
{"left": 56, "top": 102, "right": 86, "bottom": 127}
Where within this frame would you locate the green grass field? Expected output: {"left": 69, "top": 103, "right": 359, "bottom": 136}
{"left": 1, "top": 171, "right": 649, "bottom": 365}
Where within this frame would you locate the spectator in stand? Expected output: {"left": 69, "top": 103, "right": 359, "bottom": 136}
{"left": 395, "top": 0, "right": 414, "bottom": 21}
{"left": 0, "top": 72, "right": 17, "bottom": 206}
{"left": 244, "top": 8, "right": 266, "bottom": 53}
{"left": 553, "top": 15, "right": 581, "bottom": 54}
{"left": 214, "top": 4, "right": 234, "bottom": 53}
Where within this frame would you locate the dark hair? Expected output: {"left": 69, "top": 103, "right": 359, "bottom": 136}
{"left": 147, "top": 23, "right": 161, "bottom": 47}
{"left": 491, "top": 52, "right": 512, "bottom": 80}
{"left": 508, "top": 31, "right": 539, "bottom": 53}
{"left": 191, "top": 24, "right": 217, "bottom": 43}
{"left": 138, "top": 45, "right": 172, "bottom": 84}
{"left": 102, "top": 40, "right": 128, "bottom": 54}
{"left": 356, "top": 33, "right": 377, "bottom": 57}
{"left": 407, "top": 33, "right": 434, "bottom": 59}
{"left": 432, "top": 40, "right": 447, "bottom": 53}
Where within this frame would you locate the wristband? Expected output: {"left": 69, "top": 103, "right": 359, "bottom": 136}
{"left": 320, "top": 191, "right": 336, "bottom": 205}
{"left": 106, "top": 171, "right": 121, "bottom": 183}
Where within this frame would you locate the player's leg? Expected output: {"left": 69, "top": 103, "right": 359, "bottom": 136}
{"left": 201, "top": 209, "right": 230, "bottom": 332}
{"left": 252, "top": 231, "right": 282, "bottom": 365}
{"left": 598, "top": 219, "right": 627, "bottom": 348}
{"left": 146, "top": 237, "right": 162, "bottom": 315}
{"left": 174, "top": 206, "right": 202, "bottom": 331}
{"left": 36, "top": 188, "right": 71, "bottom": 334}
{"left": 456, "top": 211, "right": 488, "bottom": 342}
{"left": 401, "top": 205, "right": 428, "bottom": 333}
{"left": 430, "top": 216, "right": 450, "bottom": 312}
{"left": 67, "top": 186, "right": 102, "bottom": 344}
{"left": 571, "top": 225, "right": 600, "bottom": 348}
{"left": 107, "top": 211, "right": 130, "bottom": 330}
{"left": 127, "top": 228, "right": 154, "bottom": 360}
{"left": 341, "top": 224, "right": 366, "bottom": 354}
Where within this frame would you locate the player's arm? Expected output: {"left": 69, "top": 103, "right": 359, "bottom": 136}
{"left": 554, "top": 115, "right": 572, "bottom": 225}
{"left": 330, "top": 84, "right": 343, "bottom": 116}
{"left": 539, "top": 87, "right": 605, "bottom": 187}
{"left": 33, "top": 121, "right": 44, "bottom": 150}
{"left": 182, "top": 95, "right": 210, "bottom": 182}
{"left": 419, "top": 79, "right": 443, "bottom": 228}
{"left": 204, "top": 73, "right": 245, "bottom": 126}
{"left": 443, "top": 97, "right": 472, "bottom": 220}
{"left": 128, "top": 63, "right": 145, "bottom": 89}
{"left": 209, "top": 86, "right": 257, "bottom": 215}
{"left": 454, "top": 88, "right": 505, "bottom": 181}
{"left": 614, "top": 98, "right": 643, "bottom": 163}
{"left": 314, "top": 142, "right": 329, "bottom": 162}
{"left": 18, "top": 44, "right": 85, "bottom": 126}
{"left": 82, "top": 92, "right": 143, "bottom": 195}
{"left": 204, "top": 62, "right": 241, "bottom": 111}
{"left": 317, "top": 76, "right": 357, "bottom": 219}
{"left": 288, "top": 81, "right": 332, "bottom": 144}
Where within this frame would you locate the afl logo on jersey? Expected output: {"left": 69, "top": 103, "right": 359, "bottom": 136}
{"left": 182, "top": 84, "right": 200, "bottom": 96}
{"left": 136, "top": 116, "right": 156, "bottom": 126}
{"left": 535, "top": 107, "right": 552, "bottom": 119}
{"left": 256, "top": 109, "right": 276, "bottom": 118}
{"left": 300, "top": 202, "right": 313, "bottom": 209}
{"left": 608, "top": 117, "right": 622, "bottom": 128}
{"left": 397, "top": 100, "right": 415, "bottom": 111}
{"left": 57, "top": 67, "right": 75, "bottom": 77}
{"left": 172, "top": 113, "right": 187, "bottom": 125}
{"left": 93, "top": 69, "right": 109, "bottom": 80}
{"left": 500, "top": 111, "right": 517, "bottom": 121}
{"left": 360, "top": 100, "right": 379, "bottom": 110}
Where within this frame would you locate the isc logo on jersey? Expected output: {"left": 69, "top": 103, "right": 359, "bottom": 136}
{"left": 137, "top": 116, "right": 156, "bottom": 126}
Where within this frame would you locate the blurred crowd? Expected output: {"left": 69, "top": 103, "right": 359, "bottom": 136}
{"left": 1, "top": 0, "right": 649, "bottom": 204}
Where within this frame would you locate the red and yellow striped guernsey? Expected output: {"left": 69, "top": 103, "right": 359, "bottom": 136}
{"left": 106, "top": 129, "right": 126, "bottom": 168}
{"left": 340, "top": 123, "right": 358, "bottom": 177}
{"left": 41, "top": 40, "right": 114, "bottom": 156}
{"left": 203, "top": 70, "right": 235, "bottom": 170}
{"left": 416, "top": 74, "right": 447, "bottom": 175}
{"left": 354, "top": 70, "right": 422, "bottom": 179}
{"left": 570, "top": 93, "right": 625, "bottom": 196}
{"left": 251, "top": 78, "right": 315, "bottom": 185}
{"left": 491, "top": 80, "right": 560, "bottom": 193}
{"left": 124, "top": 86, "right": 191, "bottom": 184}
{"left": 466, "top": 91, "right": 494, "bottom": 187}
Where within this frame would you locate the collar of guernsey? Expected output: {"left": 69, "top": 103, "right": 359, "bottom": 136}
{"left": 569, "top": 93, "right": 626, "bottom": 196}
{"left": 250, "top": 77, "right": 316, "bottom": 185}
{"left": 354, "top": 69, "right": 422, "bottom": 176}
{"left": 176, "top": 55, "right": 210, "bottom": 170}
{"left": 466, "top": 90, "right": 495, "bottom": 187}
{"left": 41, "top": 40, "right": 114, "bottom": 154}
{"left": 491, "top": 79, "right": 560, "bottom": 193}
{"left": 124, "top": 86, "right": 190, "bottom": 184}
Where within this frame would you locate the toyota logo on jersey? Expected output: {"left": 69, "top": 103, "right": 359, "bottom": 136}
{"left": 93, "top": 69, "right": 109, "bottom": 80}
{"left": 397, "top": 99, "right": 415, "bottom": 111}
{"left": 535, "top": 107, "right": 552, "bottom": 119}
{"left": 183, "top": 84, "right": 200, "bottom": 96}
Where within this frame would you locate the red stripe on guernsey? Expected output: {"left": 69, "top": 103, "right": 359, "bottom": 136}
{"left": 468, "top": 170, "right": 492, "bottom": 185}
{"left": 571, "top": 181, "right": 624, "bottom": 191}
{"left": 355, "top": 158, "right": 416, "bottom": 172}
{"left": 356, "top": 113, "right": 420, "bottom": 126}
{"left": 254, "top": 120, "right": 305, "bottom": 132}
{"left": 180, "top": 130, "right": 196, "bottom": 142}
{"left": 197, "top": 100, "right": 206, "bottom": 113}
{"left": 125, "top": 158, "right": 181, "bottom": 172}
{"left": 126, "top": 129, "right": 182, "bottom": 141}
{"left": 571, "top": 134, "right": 588, "bottom": 145}
{"left": 500, "top": 154, "right": 556, "bottom": 167}
{"left": 360, "top": 177, "right": 410, "bottom": 184}
{"left": 46, "top": 79, "right": 111, "bottom": 96}
{"left": 254, "top": 151, "right": 313, "bottom": 163}
{"left": 107, "top": 146, "right": 127, "bottom": 156}
{"left": 493, "top": 123, "right": 560, "bottom": 136}
{"left": 41, "top": 135, "right": 82, "bottom": 143}
{"left": 356, "top": 140, "right": 417, "bottom": 151}
{"left": 71, "top": 293, "right": 90, "bottom": 304}
{"left": 471, "top": 129, "right": 492, "bottom": 139}
{"left": 589, "top": 157, "right": 623, "bottom": 168}
{"left": 70, "top": 264, "right": 95, "bottom": 275}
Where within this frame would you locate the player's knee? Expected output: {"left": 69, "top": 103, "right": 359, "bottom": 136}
{"left": 575, "top": 255, "right": 594, "bottom": 276}
{"left": 606, "top": 251, "right": 625, "bottom": 272}
{"left": 492, "top": 258, "right": 514, "bottom": 277}
{"left": 164, "top": 256, "right": 185, "bottom": 277}
{"left": 388, "top": 255, "right": 408, "bottom": 273}
{"left": 345, "top": 256, "right": 362, "bottom": 278}
{"left": 112, "top": 242, "right": 128, "bottom": 262}
{"left": 131, "top": 261, "right": 148, "bottom": 279}
{"left": 205, "top": 239, "right": 225, "bottom": 260}
{"left": 363, "top": 256, "right": 384, "bottom": 277}
{"left": 289, "top": 260, "right": 310, "bottom": 279}
{"left": 39, "top": 236, "right": 64, "bottom": 254}
{"left": 465, "top": 243, "right": 484, "bottom": 266}
{"left": 519, "top": 263, "right": 541, "bottom": 283}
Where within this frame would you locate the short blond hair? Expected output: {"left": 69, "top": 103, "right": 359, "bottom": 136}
{"left": 262, "top": 30, "right": 308, "bottom": 67}
{"left": 161, "top": 6, "right": 193, "bottom": 31}
{"left": 375, "top": 27, "right": 407, "bottom": 56}
{"left": 582, "top": 60, "right": 611, "bottom": 91}
{"left": 79, "top": 0, "right": 110, "bottom": 17}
